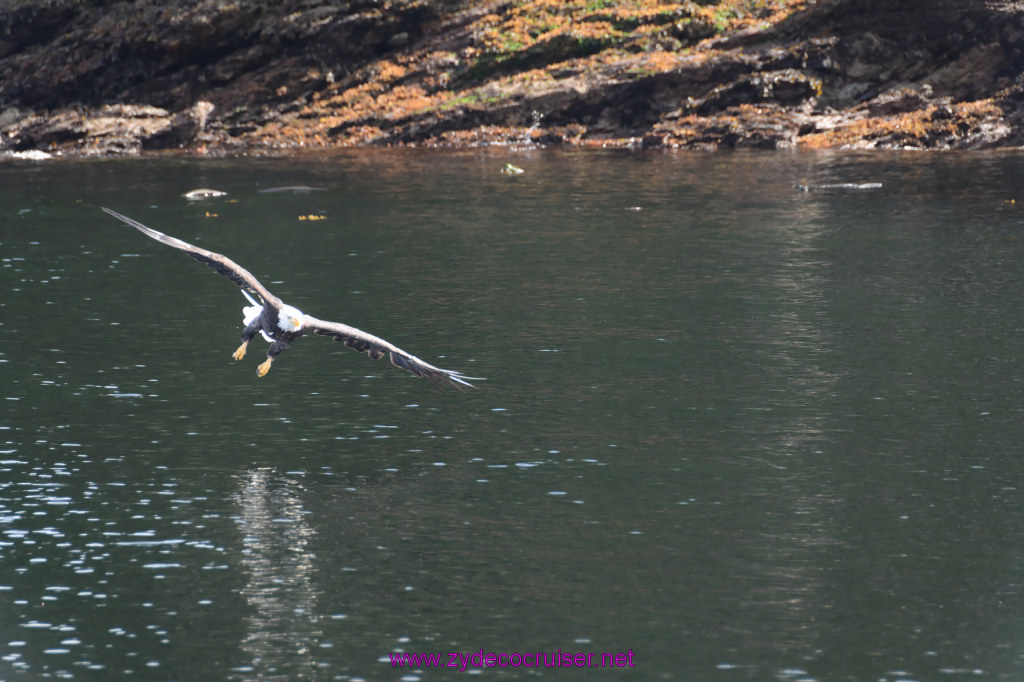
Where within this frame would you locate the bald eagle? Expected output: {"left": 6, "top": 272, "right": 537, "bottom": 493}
{"left": 102, "top": 208, "right": 478, "bottom": 389}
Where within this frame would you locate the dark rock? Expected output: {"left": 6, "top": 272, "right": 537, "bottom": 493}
{"left": 142, "top": 101, "right": 215, "bottom": 150}
{"left": 0, "top": 0, "right": 1021, "bottom": 154}
{"left": 697, "top": 69, "right": 821, "bottom": 114}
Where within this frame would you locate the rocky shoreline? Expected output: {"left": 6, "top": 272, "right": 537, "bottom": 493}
{"left": 1, "top": 0, "right": 1022, "bottom": 157}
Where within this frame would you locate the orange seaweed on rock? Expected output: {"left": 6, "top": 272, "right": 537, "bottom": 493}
{"left": 797, "top": 98, "right": 1006, "bottom": 150}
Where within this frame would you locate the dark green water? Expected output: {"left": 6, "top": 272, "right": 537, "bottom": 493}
{"left": 3, "top": 148, "right": 1024, "bottom": 681}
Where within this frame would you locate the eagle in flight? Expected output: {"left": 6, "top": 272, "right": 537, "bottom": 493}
{"left": 103, "top": 208, "right": 477, "bottom": 389}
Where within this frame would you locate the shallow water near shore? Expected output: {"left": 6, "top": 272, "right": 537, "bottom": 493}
{"left": 3, "top": 148, "right": 1024, "bottom": 680}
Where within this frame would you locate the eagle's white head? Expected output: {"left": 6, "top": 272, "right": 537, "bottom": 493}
{"left": 277, "top": 304, "right": 305, "bottom": 333}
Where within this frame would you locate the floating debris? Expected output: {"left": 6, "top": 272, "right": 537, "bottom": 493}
{"left": 183, "top": 189, "right": 228, "bottom": 200}
{"left": 258, "top": 186, "right": 327, "bottom": 194}
{"left": 795, "top": 182, "right": 883, "bottom": 191}
{"left": 501, "top": 163, "right": 524, "bottom": 175}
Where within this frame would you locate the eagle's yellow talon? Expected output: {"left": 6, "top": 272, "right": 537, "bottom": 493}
{"left": 233, "top": 341, "right": 248, "bottom": 361}
{"left": 257, "top": 357, "right": 273, "bottom": 377}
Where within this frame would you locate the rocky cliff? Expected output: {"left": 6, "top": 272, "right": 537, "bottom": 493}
{"left": 1, "top": 0, "right": 1021, "bottom": 155}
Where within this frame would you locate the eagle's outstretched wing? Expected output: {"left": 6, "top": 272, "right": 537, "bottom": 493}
{"left": 102, "top": 207, "right": 282, "bottom": 307}
{"left": 303, "top": 315, "right": 478, "bottom": 390}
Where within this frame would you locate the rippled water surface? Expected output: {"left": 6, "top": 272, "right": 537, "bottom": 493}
{"left": 3, "top": 149, "right": 1024, "bottom": 680}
